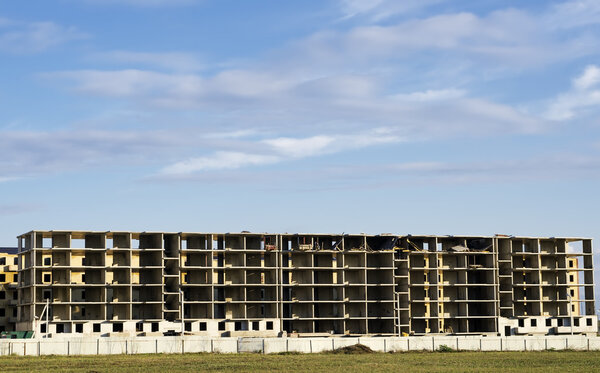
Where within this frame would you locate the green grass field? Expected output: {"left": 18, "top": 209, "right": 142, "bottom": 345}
{"left": 0, "top": 351, "right": 600, "bottom": 372}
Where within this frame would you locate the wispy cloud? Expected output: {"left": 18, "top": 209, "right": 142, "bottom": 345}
{"left": 46, "top": 67, "right": 541, "bottom": 138}
{"left": 310, "top": 8, "right": 600, "bottom": 68}
{"left": 46, "top": 2, "right": 597, "bottom": 142}
{"left": 0, "top": 126, "right": 403, "bottom": 181}
{"left": 158, "top": 130, "right": 403, "bottom": 178}
{"left": 338, "top": 0, "right": 444, "bottom": 21}
{"left": 0, "top": 129, "right": 211, "bottom": 179}
{"left": 0, "top": 203, "right": 39, "bottom": 215}
{"left": 0, "top": 18, "right": 86, "bottom": 54}
{"left": 545, "top": 65, "right": 600, "bottom": 120}
{"left": 161, "top": 151, "right": 279, "bottom": 175}
{"left": 546, "top": 0, "right": 600, "bottom": 29}
{"left": 262, "top": 130, "right": 401, "bottom": 158}
{"left": 147, "top": 150, "right": 600, "bottom": 190}
{"left": 90, "top": 50, "right": 204, "bottom": 72}
{"left": 26, "top": 1, "right": 600, "bottom": 184}
{"left": 391, "top": 89, "right": 466, "bottom": 102}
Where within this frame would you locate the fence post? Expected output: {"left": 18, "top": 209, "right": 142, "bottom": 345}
{"left": 67, "top": 340, "right": 70, "bottom": 356}
{"left": 383, "top": 338, "right": 387, "bottom": 353}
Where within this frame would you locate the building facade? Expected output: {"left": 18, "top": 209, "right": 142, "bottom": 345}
{"left": 0, "top": 248, "right": 19, "bottom": 332}
{"left": 16, "top": 231, "right": 597, "bottom": 337}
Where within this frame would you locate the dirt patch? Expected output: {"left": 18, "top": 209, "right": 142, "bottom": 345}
{"left": 331, "top": 344, "right": 374, "bottom": 354}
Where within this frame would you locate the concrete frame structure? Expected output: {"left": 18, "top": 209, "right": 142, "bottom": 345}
{"left": 0, "top": 248, "right": 19, "bottom": 332}
{"left": 15, "top": 231, "right": 597, "bottom": 337}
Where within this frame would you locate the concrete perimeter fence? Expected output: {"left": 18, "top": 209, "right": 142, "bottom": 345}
{"left": 1, "top": 336, "right": 600, "bottom": 356}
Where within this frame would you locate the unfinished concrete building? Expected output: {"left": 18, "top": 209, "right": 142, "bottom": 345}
{"left": 0, "top": 248, "right": 19, "bottom": 332}
{"left": 15, "top": 231, "right": 597, "bottom": 337}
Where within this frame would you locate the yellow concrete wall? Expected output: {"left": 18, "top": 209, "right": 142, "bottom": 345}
{"left": 0, "top": 253, "right": 18, "bottom": 332}
{"left": 71, "top": 271, "right": 85, "bottom": 284}
{"left": 71, "top": 253, "right": 84, "bottom": 267}
{"left": 105, "top": 253, "right": 114, "bottom": 267}
{"left": 131, "top": 254, "right": 139, "bottom": 267}
{"left": 567, "top": 258, "right": 580, "bottom": 315}
{"left": 41, "top": 271, "right": 52, "bottom": 284}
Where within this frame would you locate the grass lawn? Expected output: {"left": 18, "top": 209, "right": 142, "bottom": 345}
{"left": 0, "top": 351, "right": 599, "bottom": 372}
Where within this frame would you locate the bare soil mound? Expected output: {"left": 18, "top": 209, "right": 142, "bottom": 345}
{"left": 332, "top": 344, "right": 374, "bottom": 354}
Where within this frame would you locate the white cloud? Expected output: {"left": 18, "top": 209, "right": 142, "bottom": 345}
{"left": 573, "top": 65, "right": 600, "bottom": 90}
{"left": 0, "top": 19, "right": 86, "bottom": 54}
{"left": 161, "top": 151, "right": 279, "bottom": 175}
{"left": 263, "top": 136, "right": 335, "bottom": 158}
{"left": 546, "top": 65, "right": 600, "bottom": 120}
{"left": 264, "top": 130, "right": 401, "bottom": 158}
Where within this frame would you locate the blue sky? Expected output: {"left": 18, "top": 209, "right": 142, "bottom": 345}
{"left": 1, "top": 1, "right": 600, "bottom": 302}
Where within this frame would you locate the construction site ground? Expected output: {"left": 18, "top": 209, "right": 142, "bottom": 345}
{"left": 1, "top": 350, "right": 599, "bottom": 372}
